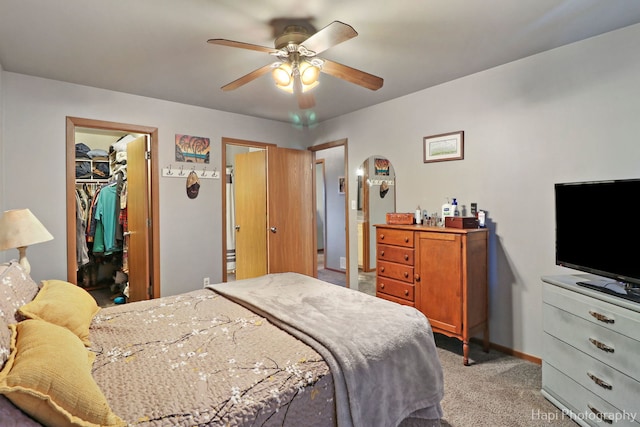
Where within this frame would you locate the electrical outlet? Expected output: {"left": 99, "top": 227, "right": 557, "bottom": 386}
{"left": 203, "top": 277, "right": 210, "bottom": 286}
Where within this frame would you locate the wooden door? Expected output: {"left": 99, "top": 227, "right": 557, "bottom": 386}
{"left": 416, "top": 231, "right": 462, "bottom": 334}
{"left": 126, "top": 136, "right": 151, "bottom": 301}
{"left": 267, "top": 147, "right": 315, "bottom": 276}
{"left": 234, "top": 150, "right": 267, "bottom": 279}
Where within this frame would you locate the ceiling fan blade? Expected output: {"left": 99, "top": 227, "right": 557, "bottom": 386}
{"left": 207, "top": 38, "right": 278, "bottom": 54}
{"left": 221, "top": 64, "right": 273, "bottom": 91}
{"left": 292, "top": 74, "right": 316, "bottom": 109}
{"left": 321, "top": 59, "right": 383, "bottom": 91}
{"left": 301, "top": 21, "right": 358, "bottom": 55}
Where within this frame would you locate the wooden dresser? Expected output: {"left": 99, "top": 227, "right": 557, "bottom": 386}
{"left": 375, "top": 224, "right": 489, "bottom": 365}
{"left": 541, "top": 275, "right": 640, "bottom": 426}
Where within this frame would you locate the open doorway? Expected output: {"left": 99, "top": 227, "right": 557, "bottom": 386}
{"left": 65, "top": 117, "right": 160, "bottom": 304}
{"left": 221, "top": 138, "right": 274, "bottom": 282}
{"left": 309, "top": 139, "right": 349, "bottom": 287}
{"left": 222, "top": 138, "right": 317, "bottom": 283}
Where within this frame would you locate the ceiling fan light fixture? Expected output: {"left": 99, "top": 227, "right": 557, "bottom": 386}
{"left": 272, "top": 63, "right": 292, "bottom": 86}
{"left": 299, "top": 60, "right": 320, "bottom": 85}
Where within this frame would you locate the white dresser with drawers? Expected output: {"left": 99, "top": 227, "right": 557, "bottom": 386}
{"left": 541, "top": 275, "right": 640, "bottom": 426}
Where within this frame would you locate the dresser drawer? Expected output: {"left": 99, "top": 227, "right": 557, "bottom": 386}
{"left": 543, "top": 363, "right": 639, "bottom": 426}
{"left": 544, "top": 283, "right": 640, "bottom": 342}
{"left": 376, "top": 291, "right": 415, "bottom": 307}
{"left": 376, "top": 228, "right": 414, "bottom": 247}
{"left": 543, "top": 303, "right": 637, "bottom": 379}
{"left": 377, "top": 276, "right": 414, "bottom": 302}
{"left": 378, "top": 260, "right": 414, "bottom": 283}
{"left": 377, "top": 244, "right": 414, "bottom": 265}
{"left": 543, "top": 332, "right": 640, "bottom": 416}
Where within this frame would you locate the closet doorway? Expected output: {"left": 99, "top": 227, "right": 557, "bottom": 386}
{"left": 221, "top": 137, "right": 316, "bottom": 282}
{"left": 65, "top": 117, "right": 160, "bottom": 302}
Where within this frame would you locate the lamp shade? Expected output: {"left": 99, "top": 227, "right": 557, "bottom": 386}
{"left": 0, "top": 209, "right": 54, "bottom": 251}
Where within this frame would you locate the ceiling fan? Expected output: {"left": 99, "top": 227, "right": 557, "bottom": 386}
{"left": 207, "top": 21, "right": 384, "bottom": 109}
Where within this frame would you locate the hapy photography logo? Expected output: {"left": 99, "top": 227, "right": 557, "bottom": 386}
{"left": 532, "top": 408, "right": 637, "bottom": 424}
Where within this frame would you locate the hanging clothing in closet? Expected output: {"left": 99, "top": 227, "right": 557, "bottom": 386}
{"left": 75, "top": 135, "right": 133, "bottom": 295}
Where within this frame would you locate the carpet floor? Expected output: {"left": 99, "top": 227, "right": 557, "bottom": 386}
{"left": 431, "top": 335, "right": 576, "bottom": 426}
{"left": 355, "top": 269, "right": 575, "bottom": 427}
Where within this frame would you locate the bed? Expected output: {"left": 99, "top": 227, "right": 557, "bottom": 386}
{"left": 0, "top": 260, "right": 444, "bottom": 427}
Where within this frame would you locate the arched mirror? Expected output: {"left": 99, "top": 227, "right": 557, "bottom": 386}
{"left": 356, "top": 156, "right": 395, "bottom": 294}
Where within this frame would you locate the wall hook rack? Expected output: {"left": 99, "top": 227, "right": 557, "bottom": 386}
{"left": 162, "top": 164, "right": 219, "bottom": 179}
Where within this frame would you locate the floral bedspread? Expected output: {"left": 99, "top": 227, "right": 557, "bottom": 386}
{"left": 89, "top": 288, "right": 335, "bottom": 427}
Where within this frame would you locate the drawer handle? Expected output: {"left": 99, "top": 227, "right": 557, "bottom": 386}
{"left": 404, "top": 237, "right": 409, "bottom": 243}
{"left": 414, "top": 274, "right": 420, "bottom": 282}
{"left": 404, "top": 290, "right": 409, "bottom": 296}
{"left": 380, "top": 250, "right": 385, "bottom": 257}
{"left": 589, "top": 338, "right": 614, "bottom": 353}
{"left": 404, "top": 254, "right": 409, "bottom": 261}
{"left": 403, "top": 271, "right": 409, "bottom": 278}
{"left": 380, "top": 234, "right": 385, "bottom": 240}
{"left": 380, "top": 283, "right": 385, "bottom": 289}
{"left": 587, "top": 404, "right": 613, "bottom": 424}
{"left": 587, "top": 372, "right": 612, "bottom": 390}
{"left": 589, "top": 310, "right": 614, "bottom": 324}
{"left": 380, "top": 266, "right": 385, "bottom": 273}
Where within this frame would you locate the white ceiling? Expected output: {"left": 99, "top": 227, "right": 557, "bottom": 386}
{"left": 1, "top": 0, "right": 640, "bottom": 126}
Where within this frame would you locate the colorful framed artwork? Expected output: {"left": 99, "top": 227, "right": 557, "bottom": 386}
{"left": 374, "top": 158, "right": 390, "bottom": 175}
{"left": 175, "top": 134, "right": 210, "bottom": 163}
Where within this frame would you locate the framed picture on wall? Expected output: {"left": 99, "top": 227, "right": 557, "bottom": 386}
{"left": 423, "top": 131, "right": 464, "bottom": 163}
{"left": 338, "top": 176, "right": 346, "bottom": 194}
{"left": 374, "top": 158, "right": 390, "bottom": 175}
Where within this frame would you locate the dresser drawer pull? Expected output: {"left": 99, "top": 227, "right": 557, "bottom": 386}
{"left": 403, "top": 272, "right": 409, "bottom": 278}
{"left": 404, "top": 254, "right": 409, "bottom": 261}
{"left": 380, "top": 250, "right": 385, "bottom": 257}
{"left": 589, "top": 338, "right": 614, "bottom": 353}
{"left": 587, "top": 404, "right": 613, "bottom": 424}
{"left": 380, "top": 283, "right": 385, "bottom": 289}
{"left": 587, "top": 372, "right": 612, "bottom": 390}
{"left": 404, "top": 237, "right": 409, "bottom": 243}
{"left": 404, "top": 290, "right": 409, "bottom": 296}
{"left": 589, "top": 310, "right": 615, "bottom": 324}
{"left": 380, "top": 234, "right": 385, "bottom": 240}
{"left": 380, "top": 266, "right": 385, "bottom": 273}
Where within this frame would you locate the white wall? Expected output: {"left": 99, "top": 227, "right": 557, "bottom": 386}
{"left": 1, "top": 73, "right": 304, "bottom": 296}
{"left": 309, "top": 23, "right": 640, "bottom": 357}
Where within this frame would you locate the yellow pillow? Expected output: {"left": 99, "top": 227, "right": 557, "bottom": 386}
{"left": 0, "top": 319, "right": 125, "bottom": 427}
{"left": 19, "top": 279, "right": 99, "bottom": 345}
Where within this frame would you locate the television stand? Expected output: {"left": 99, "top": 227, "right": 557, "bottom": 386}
{"left": 541, "top": 275, "right": 640, "bottom": 426}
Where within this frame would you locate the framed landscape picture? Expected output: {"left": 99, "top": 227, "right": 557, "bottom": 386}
{"left": 423, "top": 131, "right": 464, "bottom": 163}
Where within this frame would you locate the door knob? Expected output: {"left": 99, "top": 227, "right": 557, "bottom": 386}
{"left": 270, "top": 227, "right": 277, "bottom": 233}
{"left": 235, "top": 225, "right": 240, "bottom": 231}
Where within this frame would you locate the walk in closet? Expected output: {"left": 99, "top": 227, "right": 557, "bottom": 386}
{"left": 66, "top": 117, "right": 160, "bottom": 305}
{"left": 74, "top": 129, "right": 142, "bottom": 303}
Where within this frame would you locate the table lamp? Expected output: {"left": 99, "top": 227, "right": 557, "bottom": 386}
{"left": 0, "top": 208, "right": 54, "bottom": 274}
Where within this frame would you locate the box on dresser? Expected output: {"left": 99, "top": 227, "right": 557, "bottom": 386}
{"left": 444, "top": 216, "right": 479, "bottom": 229}
{"left": 386, "top": 212, "right": 415, "bottom": 225}
{"left": 541, "top": 275, "right": 640, "bottom": 426}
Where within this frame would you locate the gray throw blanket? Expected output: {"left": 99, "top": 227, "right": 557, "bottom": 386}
{"left": 208, "top": 272, "right": 444, "bottom": 427}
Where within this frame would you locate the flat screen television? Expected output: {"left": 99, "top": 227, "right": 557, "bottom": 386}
{"left": 555, "top": 179, "right": 640, "bottom": 301}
